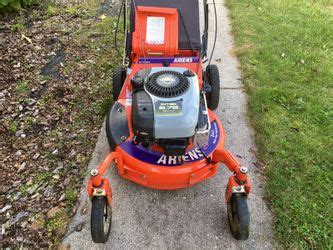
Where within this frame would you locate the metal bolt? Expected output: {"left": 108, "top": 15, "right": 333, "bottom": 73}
{"left": 240, "top": 167, "right": 248, "bottom": 174}
{"left": 121, "top": 136, "right": 127, "bottom": 141}
{"left": 90, "top": 169, "right": 99, "bottom": 177}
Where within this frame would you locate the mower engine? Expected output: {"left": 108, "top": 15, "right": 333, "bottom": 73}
{"left": 131, "top": 67, "right": 209, "bottom": 156}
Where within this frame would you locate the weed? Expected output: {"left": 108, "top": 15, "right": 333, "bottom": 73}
{"left": 15, "top": 80, "right": 29, "bottom": 94}
{"left": 35, "top": 172, "right": 52, "bottom": 183}
{"left": 46, "top": 5, "right": 57, "bottom": 16}
{"left": 46, "top": 208, "right": 68, "bottom": 237}
{"left": 65, "top": 188, "right": 77, "bottom": 205}
{"left": 19, "top": 184, "right": 29, "bottom": 194}
{"left": 96, "top": 96, "right": 113, "bottom": 117}
{"left": 9, "top": 121, "right": 18, "bottom": 133}
{"left": 25, "top": 116, "right": 35, "bottom": 125}
{"left": 11, "top": 22, "right": 25, "bottom": 31}
{"left": 45, "top": 150, "right": 56, "bottom": 160}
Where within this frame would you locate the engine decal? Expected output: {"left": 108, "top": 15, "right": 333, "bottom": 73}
{"left": 120, "top": 120, "right": 220, "bottom": 167}
{"left": 155, "top": 100, "right": 183, "bottom": 116}
{"left": 138, "top": 57, "right": 200, "bottom": 64}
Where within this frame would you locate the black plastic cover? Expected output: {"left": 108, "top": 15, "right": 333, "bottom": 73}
{"left": 145, "top": 70, "right": 190, "bottom": 98}
{"left": 197, "top": 98, "right": 208, "bottom": 130}
{"left": 130, "top": 0, "right": 201, "bottom": 50}
{"left": 161, "top": 139, "right": 188, "bottom": 156}
{"left": 106, "top": 102, "right": 130, "bottom": 150}
{"left": 132, "top": 90, "right": 154, "bottom": 137}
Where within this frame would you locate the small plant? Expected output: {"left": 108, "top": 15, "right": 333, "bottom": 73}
{"left": 65, "top": 5, "right": 84, "bottom": 17}
{"left": 46, "top": 208, "right": 69, "bottom": 241}
{"left": 65, "top": 188, "right": 78, "bottom": 205}
{"left": 3, "top": 118, "right": 13, "bottom": 132}
{"left": 10, "top": 121, "right": 18, "bottom": 133}
{"left": 0, "top": 0, "right": 41, "bottom": 13}
{"left": 95, "top": 90, "right": 113, "bottom": 117}
{"left": 15, "top": 80, "right": 29, "bottom": 94}
{"left": 35, "top": 172, "right": 52, "bottom": 183}
{"left": 11, "top": 22, "right": 25, "bottom": 31}
{"left": 19, "top": 183, "right": 29, "bottom": 194}
{"left": 46, "top": 5, "right": 57, "bottom": 16}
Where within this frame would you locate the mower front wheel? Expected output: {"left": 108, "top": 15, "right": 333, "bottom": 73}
{"left": 91, "top": 197, "right": 112, "bottom": 243}
{"left": 227, "top": 194, "right": 250, "bottom": 240}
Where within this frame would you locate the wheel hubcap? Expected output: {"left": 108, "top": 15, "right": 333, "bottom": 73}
{"left": 103, "top": 203, "right": 111, "bottom": 234}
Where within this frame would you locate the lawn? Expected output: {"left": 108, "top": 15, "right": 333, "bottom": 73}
{"left": 225, "top": 0, "right": 332, "bottom": 248}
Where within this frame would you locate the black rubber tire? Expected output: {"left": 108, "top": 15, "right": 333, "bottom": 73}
{"left": 205, "top": 65, "right": 220, "bottom": 110}
{"left": 227, "top": 194, "right": 250, "bottom": 240}
{"left": 91, "top": 197, "right": 112, "bottom": 243}
{"left": 112, "top": 67, "right": 126, "bottom": 101}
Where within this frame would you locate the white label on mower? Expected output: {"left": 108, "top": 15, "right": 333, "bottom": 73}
{"left": 125, "top": 90, "right": 132, "bottom": 106}
{"left": 146, "top": 16, "right": 165, "bottom": 45}
{"left": 173, "top": 57, "right": 194, "bottom": 63}
{"left": 155, "top": 100, "right": 182, "bottom": 116}
{"left": 126, "top": 99, "right": 132, "bottom": 106}
{"left": 157, "top": 148, "right": 204, "bottom": 165}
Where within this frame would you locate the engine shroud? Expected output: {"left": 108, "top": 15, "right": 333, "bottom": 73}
{"left": 135, "top": 67, "right": 200, "bottom": 139}
{"left": 145, "top": 70, "right": 190, "bottom": 98}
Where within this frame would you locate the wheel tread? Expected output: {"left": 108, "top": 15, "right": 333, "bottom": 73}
{"left": 206, "top": 65, "right": 220, "bottom": 110}
{"left": 227, "top": 194, "right": 250, "bottom": 240}
{"left": 91, "top": 197, "right": 111, "bottom": 243}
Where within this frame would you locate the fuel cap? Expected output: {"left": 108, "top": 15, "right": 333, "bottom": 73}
{"left": 183, "top": 69, "right": 195, "bottom": 77}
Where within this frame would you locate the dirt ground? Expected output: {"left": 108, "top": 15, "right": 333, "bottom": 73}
{"left": 0, "top": 2, "right": 119, "bottom": 247}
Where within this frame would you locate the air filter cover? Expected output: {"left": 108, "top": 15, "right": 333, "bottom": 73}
{"left": 145, "top": 71, "right": 190, "bottom": 98}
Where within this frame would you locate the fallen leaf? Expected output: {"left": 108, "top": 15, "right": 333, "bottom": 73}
{"left": 21, "top": 34, "right": 32, "bottom": 44}
{"left": 99, "top": 14, "right": 106, "bottom": 20}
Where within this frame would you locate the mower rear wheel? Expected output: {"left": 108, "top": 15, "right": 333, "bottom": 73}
{"left": 91, "top": 197, "right": 112, "bottom": 243}
{"left": 112, "top": 67, "right": 126, "bottom": 101}
{"left": 227, "top": 194, "right": 250, "bottom": 240}
{"left": 205, "top": 65, "right": 220, "bottom": 110}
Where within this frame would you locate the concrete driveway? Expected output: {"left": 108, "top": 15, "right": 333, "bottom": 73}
{"left": 62, "top": 1, "right": 276, "bottom": 249}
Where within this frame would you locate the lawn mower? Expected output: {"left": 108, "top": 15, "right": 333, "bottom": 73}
{"left": 87, "top": 0, "right": 251, "bottom": 243}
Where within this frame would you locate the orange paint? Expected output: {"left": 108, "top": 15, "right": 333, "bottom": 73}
{"left": 87, "top": 6, "right": 251, "bottom": 205}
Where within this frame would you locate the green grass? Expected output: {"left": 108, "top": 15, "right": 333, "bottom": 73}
{"left": 65, "top": 187, "right": 78, "bottom": 204}
{"left": 11, "top": 22, "right": 25, "bottom": 31}
{"left": 74, "top": 15, "right": 122, "bottom": 117}
{"left": 46, "top": 208, "right": 68, "bottom": 244}
{"left": 15, "top": 80, "right": 29, "bottom": 94}
{"left": 225, "top": 0, "right": 333, "bottom": 248}
{"left": 45, "top": 5, "right": 58, "bottom": 16}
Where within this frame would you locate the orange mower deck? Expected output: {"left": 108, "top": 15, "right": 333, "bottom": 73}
{"left": 87, "top": 1, "right": 252, "bottom": 243}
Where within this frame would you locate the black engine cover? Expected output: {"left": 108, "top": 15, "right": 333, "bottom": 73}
{"left": 159, "top": 138, "right": 188, "bottom": 156}
{"left": 132, "top": 90, "right": 154, "bottom": 138}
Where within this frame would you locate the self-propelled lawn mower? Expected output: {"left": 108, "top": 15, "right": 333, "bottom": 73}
{"left": 87, "top": 0, "right": 251, "bottom": 243}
